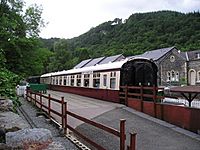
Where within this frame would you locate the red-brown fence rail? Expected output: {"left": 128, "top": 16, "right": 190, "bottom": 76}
{"left": 26, "top": 90, "right": 136, "bottom": 150}
{"left": 120, "top": 85, "right": 164, "bottom": 103}
{"left": 120, "top": 85, "right": 164, "bottom": 117}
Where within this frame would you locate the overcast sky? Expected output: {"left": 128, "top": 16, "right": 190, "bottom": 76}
{"left": 25, "top": 0, "right": 200, "bottom": 39}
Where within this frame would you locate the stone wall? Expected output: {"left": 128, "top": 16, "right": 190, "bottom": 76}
{"left": 158, "top": 49, "right": 186, "bottom": 86}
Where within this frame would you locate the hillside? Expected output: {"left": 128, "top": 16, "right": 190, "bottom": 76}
{"left": 41, "top": 10, "right": 200, "bottom": 71}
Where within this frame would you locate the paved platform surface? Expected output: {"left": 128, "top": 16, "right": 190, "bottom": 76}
{"left": 47, "top": 90, "right": 200, "bottom": 150}
{"left": 47, "top": 90, "right": 123, "bottom": 128}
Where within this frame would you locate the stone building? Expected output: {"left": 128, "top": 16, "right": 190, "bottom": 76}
{"left": 186, "top": 50, "right": 200, "bottom": 85}
{"left": 136, "top": 46, "right": 200, "bottom": 86}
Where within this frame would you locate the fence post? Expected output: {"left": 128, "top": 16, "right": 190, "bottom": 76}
{"left": 34, "top": 93, "right": 36, "bottom": 105}
{"left": 64, "top": 101, "right": 67, "bottom": 134}
{"left": 140, "top": 85, "right": 143, "bottom": 112}
{"left": 120, "top": 119, "right": 126, "bottom": 150}
{"left": 26, "top": 89, "right": 29, "bottom": 101}
{"left": 128, "top": 132, "right": 137, "bottom": 150}
{"left": 61, "top": 97, "right": 64, "bottom": 129}
{"left": 40, "top": 94, "right": 42, "bottom": 110}
{"left": 30, "top": 92, "right": 32, "bottom": 102}
{"left": 153, "top": 85, "right": 157, "bottom": 118}
{"left": 48, "top": 94, "right": 51, "bottom": 118}
{"left": 26, "top": 89, "right": 28, "bottom": 101}
{"left": 125, "top": 85, "right": 128, "bottom": 105}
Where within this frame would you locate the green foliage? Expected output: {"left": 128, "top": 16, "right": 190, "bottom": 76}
{"left": 0, "top": 0, "right": 49, "bottom": 109}
{"left": 0, "top": 68, "right": 21, "bottom": 109}
{"left": 66, "top": 11, "right": 200, "bottom": 57}
{"left": 41, "top": 11, "right": 200, "bottom": 71}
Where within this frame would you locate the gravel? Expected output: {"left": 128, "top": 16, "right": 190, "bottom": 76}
{"left": 18, "top": 97, "right": 79, "bottom": 150}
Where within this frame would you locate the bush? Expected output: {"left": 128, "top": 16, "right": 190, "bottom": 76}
{"left": 0, "top": 68, "right": 21, "bottom": 110}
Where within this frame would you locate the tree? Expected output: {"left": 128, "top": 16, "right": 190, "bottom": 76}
{"left": 0, "top": 0, "right": 50, "bottom": 76}
{"left": 0, "top": 0, "right": 51, "bottom": 108}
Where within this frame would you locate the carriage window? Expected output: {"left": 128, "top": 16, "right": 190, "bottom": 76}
{"left": 71, "top": 75, "right": 75, "bottom": 86}
{"left": 76, "top": 74, "right": 81, "bottom": 86}
{"left": 64, "top": 76, "right": 67, "bottom": 85}
{"left": 110, "top": 72, "right": 116, "bottom": 89}
{"left": 93, "top": 72, "right": 100, "bottom": 88}
{"left": 84, "top": 74, "right": 90, "bottom": 87}
{"left": 59, "top": 77, "right": 62, "bottom": 85}
{"left": 56, "top": 77, "right": 58, "bottom": 85}
{"left": 52, "top": 78, "right": 54, "bottom": 85}
{"left": 110, "top": 78, "right": 116, "bottom": 89}
{"left": 103, "top": 75, "right": 107, "bottom": 86}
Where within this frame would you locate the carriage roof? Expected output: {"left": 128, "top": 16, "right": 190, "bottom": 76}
{"left": 41, "top": 57, "right": 150, "bottom": 77}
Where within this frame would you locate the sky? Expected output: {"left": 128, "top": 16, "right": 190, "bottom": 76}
{"left": 25, "top": 0, "right": 200, "bottom": 39}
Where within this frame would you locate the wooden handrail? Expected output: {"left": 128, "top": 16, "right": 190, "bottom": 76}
{"left": 66, "top": 110, "right": 121, "bottom": 137}
{"left": 26, "top": 89, "right": 129, "bottom": 150}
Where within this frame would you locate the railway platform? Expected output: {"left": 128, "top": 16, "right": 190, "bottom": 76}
{"left": 46, "top": 90, "right": 200, "bottom": 150}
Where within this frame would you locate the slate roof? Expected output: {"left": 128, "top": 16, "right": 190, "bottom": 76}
{"left": 186, "top": 50, "right": 200, "bottom": 61}
{"left": 136, "top": 46, "right": 176, "bottom": 61}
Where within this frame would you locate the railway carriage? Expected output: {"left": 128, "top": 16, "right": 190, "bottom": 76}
{"left": 40, "top": 57, "right": 157, "bottom": 103}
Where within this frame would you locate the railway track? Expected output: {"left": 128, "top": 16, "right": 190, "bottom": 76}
{"left": 17, "top": 106, "right": 37, "bottom": 128}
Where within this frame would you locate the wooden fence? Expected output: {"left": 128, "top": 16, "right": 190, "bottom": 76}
{"left": 119, "top": 86, "right": 200, "bottom": 133}
{"left": 120, "top": 85, "right": 164, "bottom": 117}
{"left": 26, "top": 90, "right": 136, "bottom": 150}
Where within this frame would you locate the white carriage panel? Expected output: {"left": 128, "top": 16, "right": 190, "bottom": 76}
{"left": 107, "top": 72, "right": 111, "bottom": 89}
{"left": 55, "top": 76, "right": 57, "bottom": 85}
{"left": 89, "top": 73, "right": 93, "bottom": 88}
{"left": 47, "top": 77, "right": 50, "bottom": 84}
{"left": 74, "top": 74, "right": 77, "bottom": 86}
{"left": 68, "top": 76, "right": 71, "bottom": 86}
{"left": 115, "top": 71, "right": 120, "bottom": 90}
{"left": 61, "top": 76, "right": 64, "bottom": 85}
{"left": 81, "top": 74, "right": 84, "bottom": 87}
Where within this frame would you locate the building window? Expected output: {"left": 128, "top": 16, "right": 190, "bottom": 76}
{"left": 170, "top": 55, "right": 175, "bottom": 62}
{"left": 197, "top": 71, "right": 200, "bottom": 81}
{"left": 171, "top": 71, "right": 175, "bottom": 81}
{"left": 176, "top": 72, "right": 179, "bottom": 81}
{"left": 167, "top": 71, "right": 179, "bottom": 82}
{"left": 197, "top": 53, "right": 200, "bottom": 59}
{"left": 71, "top": 75, "right": 75, "bottom": 86}
{"left": 93, "top": 72, "right": 100, "bottom": 88}
{"left": 76, "top": 74, "right": 81, "bottom": 86}
{"left": 110, "top": 72, "right": 116, "bottom": 89}
{"left": 167, "top": 71, "right": 171, "bottom": 81}
{"left": 103, "top": 75, "right": 107, "bottom": 86}
{"left": 84, "top": 74, "right": 90, "bottom": 87}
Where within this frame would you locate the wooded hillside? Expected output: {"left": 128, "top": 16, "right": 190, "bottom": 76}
{"left": 42, "top": 10, "right": 200, "bottom": 67}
